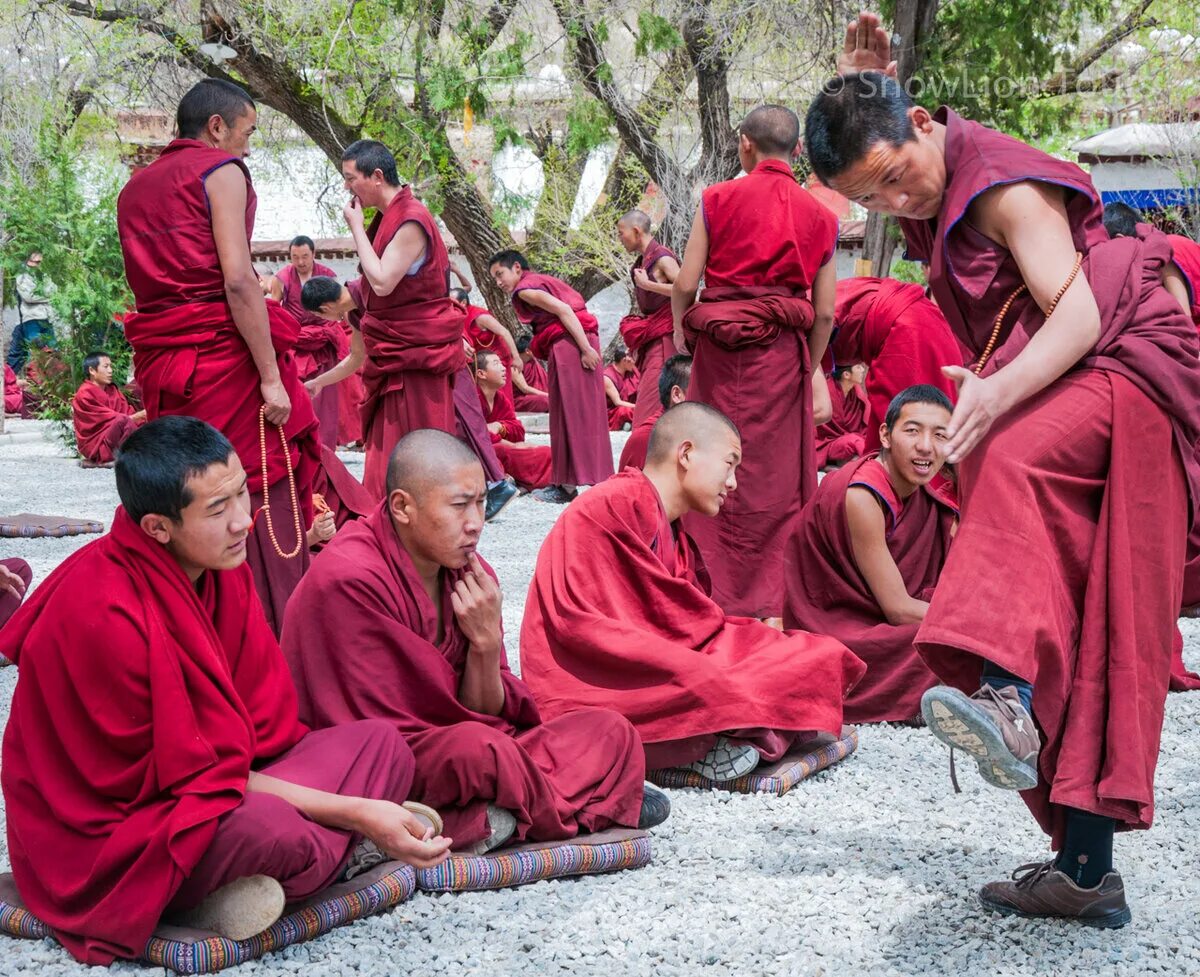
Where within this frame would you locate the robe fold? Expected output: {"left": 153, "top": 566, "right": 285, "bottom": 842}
{"left": 617, "top": 408, "right": 661, "bottom": 471}
{"left": 281, "top": 505, "right": 645, "bottom": 848}
{"left": 313, "top": 444, "right": 374, "bottom": 530}
{"left": 620, "top": 239, "right": 678, "bottom": 428}
{"left": 514, "top": 356, "right": 551, "bottom": 413}
{"left": 815, "top": 376, "right": 869, "bottom": 469}
{"left": 71, "top": 381, "right": 142, "bottom": 464}
{"left": 0, "top": 558, "right": 31, "bottom": 629}
{"left": 4, "top": 365, "right": 24, "bottom": 415}
{"left": 519, "top": 470, "right": 866, "bottom": 764}
{"left": 278, "top": 262, "right": 342, "bottom": 449}
{"left": 899, "top": 108, "right": 1200, "bottom": 845}
{"left": 452, "top": 364, "right": 504, "bottom": 483}
{"left": 478, "top": 384, "right": 552, "bottom": 491}
{"left": 1167, "top": 234, "right": 1200, "bottom": 329}
{"left": 784, "top": 456, "right": 954, "bottom": 723}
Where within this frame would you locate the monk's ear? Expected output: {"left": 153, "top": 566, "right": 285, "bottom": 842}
{"left": 139, "top": 512, "right": 175, "bottom": 545}
{"left": 909, "top": 106, "right": 934, "bottom": 136}
{"left": 878, "top": 421, "right": 891, "bottom": 449}
{"left": 677, "top": 438, "right": 696, "bottom": 471}
{"left": 388, "top": 488, "right": 415, "bottom": 525}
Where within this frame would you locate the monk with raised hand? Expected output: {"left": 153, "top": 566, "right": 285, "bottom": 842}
{"left": 489, "top": 251, "right": 614, "bottom": 503}
{"left": 785, "top": 386, "right": 955, "bottom": 723}
{"left": 521, "top": 402, "right": 865, "bottom": 782}
{"left": 339, "top": 140, "right": 463, "bottom": 499}
{"left": 474, "top": 349, "right": 553, "bottom": 491}
{"left": 0, "top": 417, "right": 449, "bottom": 966}
{"left": 602, "top": 345, "right": 639, "bottom": 431}
{"left": 282, "top": 429, "right": 665, "bottom": 855}
{"left": 618, "top": 353, "right": 691, "bottom": 471}
{"left": 71, "top": 351, "right": 146, "bottom": 465}
{"left": 117, "top": 79, "right": 320, "bottom": 637}
{"left": 815, "top": 362, "right": 870, "bottom": 470}
{"left": 803, "top": 14, "right": 1200, "bottom": 927}
{"left": 617, "top": 210, "right": 680, "bottom": 427}
{"left": 672, "top": 104, "right": 838, "bottom": 618}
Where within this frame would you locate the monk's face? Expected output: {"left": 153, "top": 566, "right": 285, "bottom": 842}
{"left": 342, "top": 162, "right": 388, "bottom": 209}
{"left": 141, "top": 454, "right": 253, "bottom": 581}
{"left": 850, "top": 363, "right": 868, "bottom": 385}
{"left": 488, "top": 262, "right": 522, "bottom": 294}
{"left": 89, "top": 356, "right": 114, "bottom": 386}
{"left": 880, "top": 402, "right": 951, "bottom": 487}
{"left": 679, "top": 429, "right": 741, "bottom": 517}
{"left": 390, "top": 463, "right": 487, "bottom": 570}
{"left": 289, "top": 245, "right": 314, "bottom": 276}
{"left": 475, "top": 354, "right": 505, "bottom": 390}
{"left": 616, "top": 220, "right": 642, "bottom": 253}
{"left": 825, "top": 107, "right": 946, "bottom": 220}
{"left": 213, "top": 106, "right": 257, "bottom": 160}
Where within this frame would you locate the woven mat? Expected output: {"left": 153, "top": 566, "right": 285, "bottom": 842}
{"left": 0, "top": 513, "right": 104, "bottom": 538}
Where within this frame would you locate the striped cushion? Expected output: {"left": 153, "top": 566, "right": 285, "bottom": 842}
{"left": 0, "top": 513, "right": 104, "bottom": 538}
{"left": 647, "top": 727, "right": 859, "bottom": 795}
{"left": 416, "top": 828, "right": 652, "bottom": 893}
{"left": 0, "top": 862, "right": 417, "bottom": 974}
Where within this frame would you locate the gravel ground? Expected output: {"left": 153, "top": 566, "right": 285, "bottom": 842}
{"left": 2, "top": 417, "right": 1200, "bottom": 976}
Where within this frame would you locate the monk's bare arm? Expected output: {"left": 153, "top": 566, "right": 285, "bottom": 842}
{"left": 1163, "top": 264, "right": 1191, "bottom": 316}
{"left": 452, "top": 554, "right": 506, "bottom": 715}
{"left": 603, "top": 375, "right": 623, "bottom": 407}
{"left": 516, "top": 289, "right": 600, "bottom": 370}
{"left": 346, "top": 201, "right": 427, "bottom": 296}
{"left": 809, "top": 259, "right": 837, "bottom": 425}
{"left": 308, "top": 328, "right": 366, "bottom": 394}
{"left": 208, "top": 165, "right": 290, "bottom": 426}
{"left": 672, "top": 205, "right": 708, "bottom": 351}
{"left": 477, "top": 312, "right": 522, "bottom": 366}
{"left": 941, "top": 181, "right": 1101, "bottom": 463}
{"left": 512, "top": 369, "right": 546, "bottom": 396}
{"left": 266, "top": 276, "right": 284, "bottom": 302}
{"left": 635, "top": 255, "right": 680, "bottom": 297}
{"left": 845, "top": 487, "right": 928, "bottom": 625}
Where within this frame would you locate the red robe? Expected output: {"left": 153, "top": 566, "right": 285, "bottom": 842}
{"left": 784, "top": 457, "right": 954, "bottom": 723}
{"left": 313, "top": 444, "right": 375, "bottom": 530}
{"left": 619, "top": 239, "right": 679, "bottom": 427}
{"left": 682, "top": 158, "right": 838, "bottom": 618}
{"left": 519, "top": 470, "right": 866, "bottom": 767}
{"left": 514, "top": 355, "right": 551, "bottom": 412}
{"left": 477, "top": 384, "right": 553, "bottom": 490}
{"left": 831, "top": 277, "right": 963, "bottom": 451}
{"left": 359, "top": 189, "right": 463, "bottom": 498}
{"left": 900, "top": 108, "right": 1200, "bottom": 845}
{"left": 71, "top": 381, "right": 141, "bottom": 464}
{"left": 617, "top": 407, "right": 662, "bottom": 471}
{"left": 281, "top": 504, "right": 645, "bottom": 848}
{"left": 463, "top": 303, "right": 515, "bottom": 404}
{"left": 277, "top": 261, "right": 343, "bottom": 449}
{"left": 1167, "top": 233, "right": 1200, "bottom": 632}
{"left": 1167, "top": 234, "right": 1200, "bottom": 330}
{"left": 603, "top": 364, "right": 639, "bottom": 430}
{"left": 4, "top": 365, "right": 23, "bottom": 415}
{"left": 815, "top": 376, "right": 869, "bottom": 469}
{"left": 0, "top": 558, "right": 31, "bottom": 629}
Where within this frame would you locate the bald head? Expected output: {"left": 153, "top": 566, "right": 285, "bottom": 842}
{"left": 386, "top": 429, "right": 481, "bottom": 498}
{"left": 619, "top": 210, "right": 652, "bottom": 233}
{"left": 646, "top": 402, "right": 740, "bottom": 466}
{"left": 740, "top": 104, "right": 800, "bottom": 157}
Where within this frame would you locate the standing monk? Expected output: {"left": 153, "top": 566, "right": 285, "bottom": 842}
{"left": 672, "top": 104, "right": 838, "bottom": 618}
{"left": 815, "top": 363, "right": 870, "bottom": 469}
{"left": 117, "top": 79, "right": 319, "bottom": 637}
{"left": 617, "top": 210, "right": 680, "bottom": 427}
{"left": 339, "top": 140, "right": 462, "bottom": 499}
{"left": 805, "top": 17, "right": 1200, "bottom": 927}
{"left": 71, "top": 351, "right": 146, "bottom": 465}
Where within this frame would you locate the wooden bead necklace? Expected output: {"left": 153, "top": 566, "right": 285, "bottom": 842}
{"left": 258, "top": 405, "right": 304, "bottom": 559}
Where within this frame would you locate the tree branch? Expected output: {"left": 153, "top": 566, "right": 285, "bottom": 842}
{"left": 681, "top": 0, "right": 739, "bottom": 185}
{"left": 1031, "top": 0, "right": 1157, "bottom": 97}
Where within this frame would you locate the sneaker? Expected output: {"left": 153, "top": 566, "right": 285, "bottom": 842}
{"left": 174, "top": 875, "right": 286, "bottom": 940}
{"left": 980, "top": 860, "right": 1131, "bottom": 929}
{"left": 467, "top": 805, "right": 517, "bottom": 855}
{"left": 681, "top": 737, "right": 761, "bottom": 782}
{"left": 637, "top": 782, "right": 672, "bottom": 829}
{"left": 921, "top": 685, "right": 1040, "bottom": 790}
{"left": 341, "top": 838, "right": 389, "bottom": 881}
{"left": 485, "top": 480, "right": 519, "bottom": 521}
{"left": 531, "top": 484, "right": 578, "bottom": 504}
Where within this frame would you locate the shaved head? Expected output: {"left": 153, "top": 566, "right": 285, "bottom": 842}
{"left": 740, "top": 104, "right": 800, "bottom": 156}
{"left": 619, "top": 210, "right": 652, "bottom": 232}
{"left": 646, "top": 402, "right": 739, "bottom": 465}
{"left": 386, "top": 429, "right": 481, "bottom": 497}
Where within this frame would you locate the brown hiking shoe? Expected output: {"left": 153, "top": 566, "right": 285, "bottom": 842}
{"left": 921, "top": 685, "right": 1040, "bottom": 790}
{"left": 980, "top": 860, "right": 1131, "bottom": 929}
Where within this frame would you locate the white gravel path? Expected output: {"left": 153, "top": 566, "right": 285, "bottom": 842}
{"left": 2, "top": 418, "right": 1199, "bottom": 976}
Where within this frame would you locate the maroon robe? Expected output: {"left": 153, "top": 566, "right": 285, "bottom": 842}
{"left": 452, "top": 363, "right": 504, "bottom": 483}
{"left": 313, "top": 444, "right": 375, "bottom": 530}
{"left": 784, "top": 457, "right": 954, "bottom": 723}
{"left": 514, "top": 356, "right": 551, "bottom": 412}
{"left": 899, "top": 108, "right": 1200, "bottom": 845}
{"left": 71, "top": 381, "right": 141, "bottom": 464}
{"left": 520, "top": 470, "right": 866, "bottom": 768}
{"left": 478, "top": 384, "right": 553, "bottom": 491}
{"left": 281, "top": 504, "right": 645, "bottom": 849}
{"left": 617, "top": 407, "right": 661, "bottom": 471}
{"left": 0, "top": 558, "right": 31, "bottom": 629}
{"left": 682, "top": 158, "right": 838, "bottom": 618}
{"left": 1167, "top": 234, "right": 1200, "bottom": 330}
{"left": 815, "top": 375, "right": 869, "bottom": 469}
{"left": 619, "top": 239, "right": 679, "bottom": 427}
{"left": 277, "top": 261, "right": 342, "bottom": 449}
{"left": 463, "top": 304, "right": 515, "bottom": 404}
{"left": 4, "top": 365, "right": 24, "bottom": 415}
{"left": 603, "top": 364, "right": 639, "bottom": 430}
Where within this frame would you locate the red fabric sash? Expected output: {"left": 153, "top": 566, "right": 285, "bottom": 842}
{"left": 619, "top": 305, "right": 674, "bottom": 354}
{"left": 683, "top": 285, "right": 815, "bottom": 350}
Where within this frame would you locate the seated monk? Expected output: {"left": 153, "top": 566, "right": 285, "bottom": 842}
{"left": 306, "top": 444, "right": 375, "bottom": 551}
{"left": 513, "top": 335, "right": 550, "bottom": 412}
{"left": 602, "top": 345, "right": 640, "bottom": 431}
{"left": 815, "top": 363, "right": 870, "bottom": 470}
{"left": 474, "top": 350, "right": 552, "bottom": 491}
{"left": 4, "top": 364, "right": 27, "bottom": 416}
{"left": 0, "top": 558, "right": 31, "bottom": 629}
{"left": 784, "top": 386, "right": 957, "bottom": 723}
{"left": 520, "top": 402, "right": 866, "bottom": 782}
{"left": 71, "top": 351, "right": 146, "bottom": 465}
{"left": 618, "top": 353, "right": 691, "bottom": 471}
{"left": 0, "top": 416, "right": 449, "bottom": 965}
{"left": 452, "top": 287, "right": 521, "bottom": 400}
{"left": 282, "top": 429, "right": 669, "bottom": 854}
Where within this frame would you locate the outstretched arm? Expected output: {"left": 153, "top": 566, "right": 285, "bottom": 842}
{"left": 306, "top": 327, "right": 366, "bottom": 394}
{"left": 516, "top": 290, "right": 600, "bottom": 371}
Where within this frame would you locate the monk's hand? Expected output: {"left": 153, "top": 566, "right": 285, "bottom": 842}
{"left": 306, "top": 510, "right": 336, "bottom": 548}
{"left": 579, "top": 347, "right": 601, "bottom": 371}
{"left": 633, "top": 267, "right": 651, "bottom": 288}
{"left": 837, "top": 12, "right": 898, "bottom": 77}
{"left": 260, "top": 376, "right": 292, "bottom": 426}
{"left": 132, "top": 409, "right": 148, "bottom": 423}
{"left": 343, "top": 196, "right": 366, "bottom": 233}
{"left": 451, "top": 553, "right": 503, "bottom": 656}
{"left": 355, "top": 799, "right": 453, "bottom": 869}
{"left": 942, "top": 366, "right": 1005, "bottom": 464}
{"left": 303, "top": 376, "right": 324, "bottom": 397}
{"left": 672, "top": 327, "right": 689, "bottom": 355}
{"left": 0, "top": 563, "right": 26, "bottom": 602}
{"left": 487, "top": 421, "right": 504, "bottom": 436}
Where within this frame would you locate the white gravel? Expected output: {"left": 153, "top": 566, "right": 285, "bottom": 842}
{"left": 2, "top": 417, "right": 1200, "bottom": 976}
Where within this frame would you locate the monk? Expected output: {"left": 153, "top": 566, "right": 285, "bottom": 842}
{"left": 1102, "top": 203, "right": 1200, "bottom": 329}
{"left": 489, "top": 251, "right": 614, "bottom": 503}
{"left": 3, "top": 364, "right": 25, "bottom": 415}
{"left": 452, "top": 287, "right": 522, "bottom": 398}
{"left": 269, "top": 235, "right": 344, "bottom": 449}
{"left": 513, "top": 335, "right": 551, "bottom": 412}
{"left": 0, "top": 558, "right": 31, "bottom": 629}
{"left": 474, "top": 349, "right": 553, "bottom": 491}
{"left": 71, "top": 351, "right": 146, "bottom": 465}
{"left": 672, "top": 104, "right": 838, "bottom": 618}
{"left": 602, "top": 345, "right": 639, "bottom": 431}
{"left": 785, "top": 386, "right": 956, "bottom": 723}
{"left": 282, "top": 429, "right": 667, "bottom": 853}
{"left": 618, "top": 353, "right": 692, "bottom": 471}
{"left": 521, "top": 402, "right": 865, "bottom": 781}
{"left": 340, "top": 139, "right": 462, "bottom": 499}
{"left": 815, "top": 363, "right": 869, "bottom": 469}
{"left": 117, "top": 78, "right": 320, "bottom": 637}
{"left": 831, "top": 275, "right": 963, "bottom": 451}
{"left": 617, "top": 210, "right": 680, "bottom": 427}
{"left": 804, "top": 15, "right": 1200, "bottom": 925}
{"left": 0, "top": 417, "right": 450, "bottom": 965}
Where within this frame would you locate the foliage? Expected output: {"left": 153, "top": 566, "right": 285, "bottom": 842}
{"left": 889, "top": 258, "right": 927, "bottom": 284}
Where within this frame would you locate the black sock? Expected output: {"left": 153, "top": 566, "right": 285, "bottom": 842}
{"left": 1055, "top": 808, "right": 1115, "bottom": 888}
{"left": 980, "top": 663, "right": 1034, "bottom": 714}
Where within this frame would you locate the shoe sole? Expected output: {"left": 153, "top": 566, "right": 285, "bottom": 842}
{"left": 979, "top": 893, "right": 1132, "bottom": 929}
{"left": 485, "top": 490, "right": 518, "bottom": 522}
{"left": 921, "top": 688, "right": 1038, "bottom": 791}
{"left": 686, "top": 746, "right": 761, "bottom": 783}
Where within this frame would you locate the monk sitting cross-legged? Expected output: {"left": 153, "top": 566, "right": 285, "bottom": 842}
{"left": 617, "top": 353, "right": 691, "bottom": 471}
{"left": 815, "top": 362, "right": 870, "bottom": 470}
{"left": 71, "top": 350, "right": 146, "bottom": 465}
{"left": 512, "top": 335, "right": 551, "bottom": 413}
{"left": 282, "top": 429, "right": 667, "bottom": 855}
{"left": 785, "top": 386, "right": 957, "bottom": 724}
{"left": 602, "top": 345, "right": 640, "bottom": 431}
{"left": 520, "top": 402, "right": 866, "bottom": 782}
{"left": 0, "top": 417, "right": 449, "bottom": 966}
{"left": 474, "top": 349, "right": 553, "bottom": 492}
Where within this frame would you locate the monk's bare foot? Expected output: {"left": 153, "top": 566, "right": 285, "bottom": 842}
{"left": 681, "top": 737, "right": 761, "bottom": 782}
{"left": 466, "top": 805, "right": 517, "bottom": 855}
{"left": 980, "top": 860, "right": 1131, "bottom": 928}
{"left": 174, "top": 875, "right": 285, "bottom": 940}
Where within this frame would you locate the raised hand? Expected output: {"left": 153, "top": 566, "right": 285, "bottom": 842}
{"left": 450, "top": 553, "right": 503, "bottom": 655}
{"left": 838, "top": 12, "right": 898, "bottom": 77}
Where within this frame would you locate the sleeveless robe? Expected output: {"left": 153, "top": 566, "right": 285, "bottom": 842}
{"left": 478, "top": 384, "right": 553, "bottom": 491}
{"left": 619, "top": 239, "right": 679, "bottom": 427}
{"left": 277, "top": 261, "right": 343, "bottom": 449}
